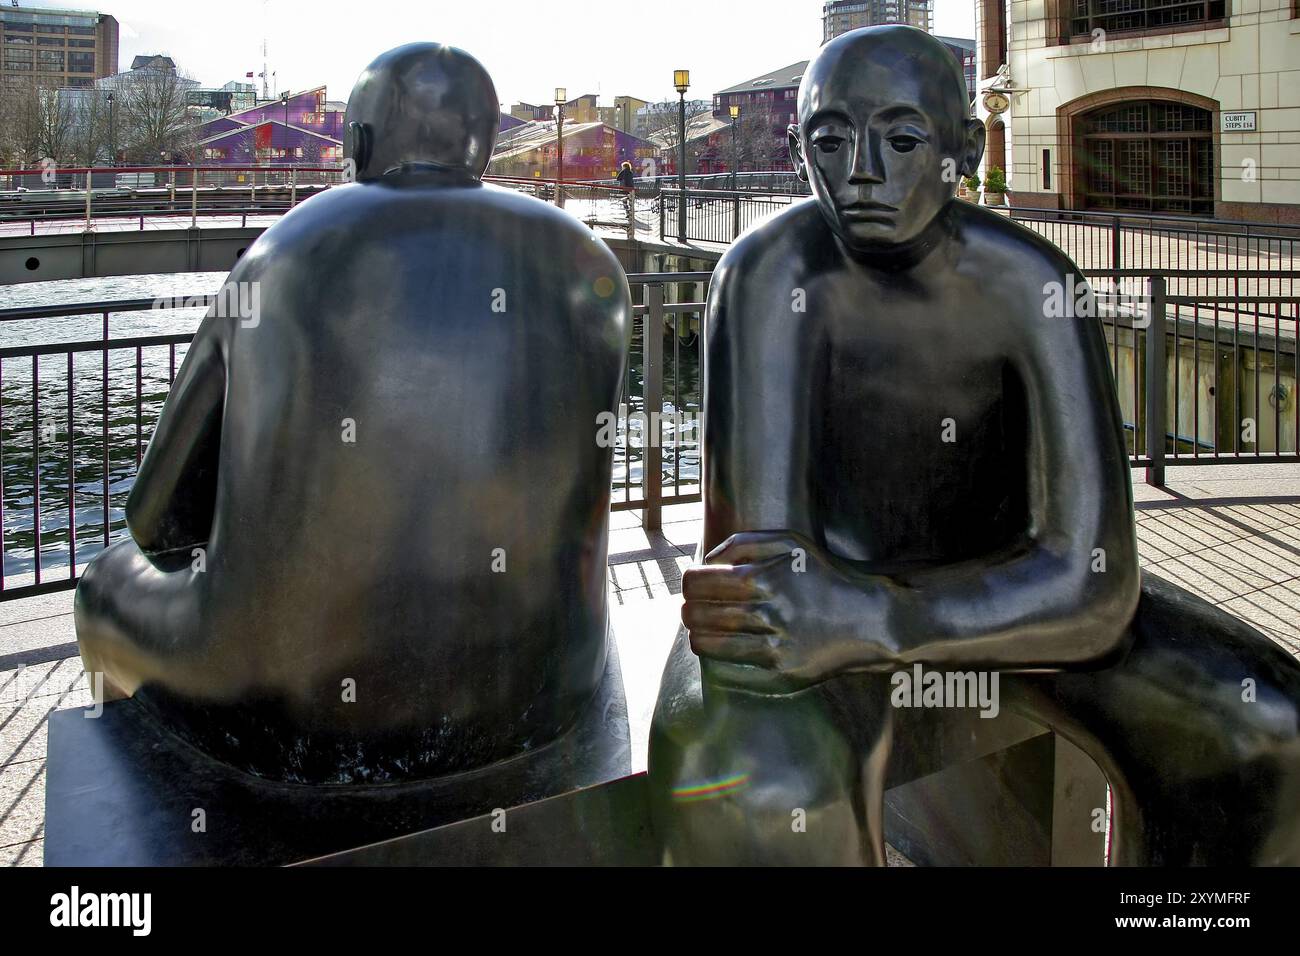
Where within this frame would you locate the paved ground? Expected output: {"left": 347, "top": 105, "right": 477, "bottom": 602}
{"left": 4, "top": 463, "right": 1299, "bottom": 866}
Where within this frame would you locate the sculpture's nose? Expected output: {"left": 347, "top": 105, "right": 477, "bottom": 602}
{"left": 848, "top": 131, "right": 885, "bottom": 185}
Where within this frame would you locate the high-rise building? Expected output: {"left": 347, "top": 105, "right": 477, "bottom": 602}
{"left": 0, "top": 4, "right": 118, "bottom": 89}
{"left": 822, "top": 0, "right": 933, "bottom": 42}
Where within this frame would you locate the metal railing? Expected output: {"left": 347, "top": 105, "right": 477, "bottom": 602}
{"left": 1, "top": 165, "right": 657, "bottom": 240}
{"left": 1008, "top": 207, "right": 1298, "bottom": 277}
{"left": 659, "top": 186, "right": 801, "bottom": 243}
{"left": 659, "top": 190, "right": 1300, "bottom": 275}
{"left": 0, "top": 272, "right": 707, "bottom": 601}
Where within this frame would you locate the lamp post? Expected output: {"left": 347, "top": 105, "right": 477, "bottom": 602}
{"left": 729, "top": 104, "right": 740, "bottom": 191}
{"left": 281, "top": 91, "right": 290, "bottom": 166}
{"left": 554, "top": 87, "right": 566, "bottom": 208}
{"left": 105, "top": 92, "right": 115, "bottom": 166}
{"left": 674, "top": 70, "right": 689, "bottom": 241}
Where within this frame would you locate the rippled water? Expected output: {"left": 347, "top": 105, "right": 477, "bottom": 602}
{"left": 0, "top": 273, "right": 700, "bottom": 579}
{"left": 0, "top": 274, "right": 224, "bottom": 578}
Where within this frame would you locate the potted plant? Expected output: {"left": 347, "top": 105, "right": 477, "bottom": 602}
{"left": 983, "top": 166, "right": 1007, "bottom": 206}
{"left": 961, "top": 173, "right": 980, "bottom": 203}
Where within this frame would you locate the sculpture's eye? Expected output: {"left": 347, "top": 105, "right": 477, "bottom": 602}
{"left": 888, "top": 135, "right": 923, "bottom": 153}
{"left": 814, "top": 137, "right": 844, "bottom": 154}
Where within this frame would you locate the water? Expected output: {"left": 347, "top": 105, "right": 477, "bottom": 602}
{"left": 0, "top": 272, "right": 701, "bottom": 580}
{"left": 0, "top": 274, "right": 225, "bottom": 578}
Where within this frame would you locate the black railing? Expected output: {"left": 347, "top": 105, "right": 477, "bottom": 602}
{"left": 659, "top": 187, "right": 800, "bottom": 243}
{"left": 0, "top": 274, "right": 707, "bottom": 601}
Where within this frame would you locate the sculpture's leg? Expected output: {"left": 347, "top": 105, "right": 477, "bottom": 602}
{"left": 648, "top": 626, "right": 892, "bottom": 865}
{"left": 73, "top": 539, "right": 205, "bottom": 702}
{"left": 1003, "top": 573, "right": 1300, "bottom": 865}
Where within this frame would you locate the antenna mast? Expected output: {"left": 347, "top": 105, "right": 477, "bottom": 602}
{"left": 261, "top": 0, "right": 270, "bottom": 99}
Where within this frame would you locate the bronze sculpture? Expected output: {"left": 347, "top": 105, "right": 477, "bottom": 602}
{"left": 72, "top": 43, "right": 632, "bottom": 786}
{"left": 647, "top": 25, "right": 1300, "bottom": 865}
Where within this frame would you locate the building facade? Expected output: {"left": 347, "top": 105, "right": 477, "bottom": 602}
{"left": 197, "top": 88, "right": 345, "bottom": 166}
{"left": 0, "top": 4, "right": 117, "bottom": 88}
{"left": 976, "top": 0, "right": 1300, "bottom": 222}
{"left": 822, "top": 0, "right": 933, "bottom": 41}
{"left": 712, "top": 61, "right": 807, "bottom": 170}
{"left": 490, "top": 120, "right": 658, "bottom": 180}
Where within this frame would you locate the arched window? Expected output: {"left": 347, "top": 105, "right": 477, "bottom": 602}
{"left": 1074, "top": 99, "right": 1214, "bottom": 215}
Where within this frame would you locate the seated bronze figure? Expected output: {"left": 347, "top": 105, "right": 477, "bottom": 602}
{"left": 648, "top": 25, "right": 1300, "bottom": 865}
{"left": 73, "top": 43, "right": 632, "bottom": 786}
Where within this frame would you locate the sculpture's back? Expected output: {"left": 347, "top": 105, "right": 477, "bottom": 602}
{"left": 73, "top": 43, "right": 632, "bottom": 785}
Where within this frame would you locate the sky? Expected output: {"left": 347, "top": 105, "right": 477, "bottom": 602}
{"left": 27, "top": 0, "right": 975, "bottom": 108}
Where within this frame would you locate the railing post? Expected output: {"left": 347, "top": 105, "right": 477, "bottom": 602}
{"left": 1110, "top": 215, "right": 1121, "bottom": 277}
{"left": 84, "top": 171, "right": 92, "bottom": 231}
{"left": 733, "top": 191, "right": 741, "bottom": 240}
{"left": 644, "top": 284, "right": 664, "bottom": 531}
{"left": 1145, "top": 274, "right": 1167, "bottom": 488}
{"left": 290, "top": 167, "right": 297, "bottom": 208}
{"left": 191, "top": 166, "right": 198, "bottom": 228}
{"left": 659, "top": 190, "right": 666, "bottom": 241}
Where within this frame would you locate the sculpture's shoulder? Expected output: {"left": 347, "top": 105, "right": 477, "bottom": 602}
{"left": 948, "top": 201, "right": 1081, "bottom": 290}
{"left": 711, "top": 198, "right": 824, "bottom": 307}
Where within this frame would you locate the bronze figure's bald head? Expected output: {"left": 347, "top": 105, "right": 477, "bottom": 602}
{"left": 344, "top": 42, "right": 499, "bottom": 183}
{"left": 790, "top": 25, "right": 984, "bottom": 254}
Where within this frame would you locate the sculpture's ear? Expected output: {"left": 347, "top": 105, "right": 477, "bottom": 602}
{"left": 959, "top": 118, "right": 986, "bottom": 178}
{"left": 788, "top": 124, "right": 808, "bottom": 183}
{"left": 346, "top": 121, "right": 372, "bottom": 178}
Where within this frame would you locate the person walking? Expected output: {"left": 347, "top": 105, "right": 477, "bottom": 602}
{"left": 616, "top": 160, "right": 636, "bottom": 234}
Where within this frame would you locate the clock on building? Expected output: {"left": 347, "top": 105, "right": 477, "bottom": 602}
{"left": 982, "top": 90, "right": 1010, "bottom": 115}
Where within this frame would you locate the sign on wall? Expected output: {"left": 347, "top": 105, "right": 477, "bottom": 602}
{"left": 1221, "top": 111, "right": 1257, "bottom": 132}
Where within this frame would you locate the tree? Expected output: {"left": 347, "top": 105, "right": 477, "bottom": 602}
{"left": 640, "top": 100, "right": 711, "bottom": 151}
{"left": 68, "top": 89, "right": 111, "bottom": 167}
{"left": 0, "top": 77, "right": 71, "bottom": 166}
{"left": 114, "top": 62, "right": 200, "bottom": 164}
{"left": 731, "top": 101, "right": 787, "bottom": 172}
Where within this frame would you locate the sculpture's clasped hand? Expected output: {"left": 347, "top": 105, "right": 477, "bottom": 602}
{"left": 682, "top": 531, "right": 899, "bottom": 692}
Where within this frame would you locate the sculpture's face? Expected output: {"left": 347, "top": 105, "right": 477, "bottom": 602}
{"left": 793, "top": 28, "right": 980, "bottom": 254}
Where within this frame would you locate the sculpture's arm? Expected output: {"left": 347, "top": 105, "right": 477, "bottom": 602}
{"left": 698, "top": 260, "right": 819, "bottom": 552}
{"left": 878, "top": 272, "right": 1141, "bottom": 667}
{"left": 125, "top": 310, "right": 226, "bottom": 558}
{"left": 685, "top": 271, "right": 1140, "bottom": 688}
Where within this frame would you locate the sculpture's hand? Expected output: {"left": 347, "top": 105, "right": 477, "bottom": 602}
{"left": 682, "top": 531, "right": 898, "bottom": 691}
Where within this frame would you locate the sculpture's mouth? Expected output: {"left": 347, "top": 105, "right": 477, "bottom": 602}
{"left": 841, "top": 201, "right": 897, "bottom": 223}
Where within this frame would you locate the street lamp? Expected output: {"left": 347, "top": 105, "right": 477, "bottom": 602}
{"left": 281, "top": 91, "right": 290, "bottom": 166}
{"left": 554, "top": 87, "right": 566, "bottom": 207}
{"left": 105, "top": 92, "right": 115, "bottom": 166}
{"left": 674, "top": 69, "right": 689, "bottom": 241}
{"left": 729, "top": 104, "right": 740, "bottom": 191}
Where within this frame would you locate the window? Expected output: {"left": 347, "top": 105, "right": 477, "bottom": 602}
{"left": 37, "top": 50, "right": 63, "bottom": 71}
{"left": 67, "top": 51, "right": 94, "bottom": 72}
{"left": 70, "top": 39, "right": 95, "bottom": 48}
{"left": 204, "top": 147, "right": 228, "bottom": 160}
{"left": 4, "top": 47, "right": 32, "bottom": 70}
{"left": 37, "top": 36, "right": 64, "bottom": 46}
{"left": 1068, "top": 0, "right": 1227, "bottom": 40}
{"left": 1076, "top": 100, "right": 1214, "bottom": 215}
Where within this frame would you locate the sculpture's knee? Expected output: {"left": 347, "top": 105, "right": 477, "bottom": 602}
{"left": 73, "top": 540, "right": 200, "bottom": 701}
{"left": 649, "top": 642, "right": 874, "bottom": 865}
